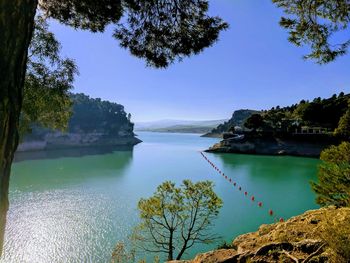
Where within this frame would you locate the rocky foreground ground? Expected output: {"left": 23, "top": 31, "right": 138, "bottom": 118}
{"left": 169, "top": 207, "right": 350, "bottom": 263}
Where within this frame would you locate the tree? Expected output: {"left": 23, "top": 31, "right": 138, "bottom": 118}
{"left": 273, "top": 0, "right": 350, "bottom": 64}
{"left": 131, "top": 180, "right": 223, "bottom": 261}
{"left": 111, "top": 242, "right": 135, "bottom": 263}
{"left": 311, "top": 142, "right": 350, "bottom": 207}
{"left": 0, "top": 14, "right": 78, "bottom": 255}
{"left": 68, "top": 93, "right": 134, "bottom": 135}
{"left": 21, "top": 16, "right": 78, "bottom": 136}
{"left": 334, "top": 107, "right": 350, "bottom": 140}
{"left": 0, "top": 0, "right": 228, "bottom": 221}
{"left": 244, "top": 114, "right": 264, "bottom": 131}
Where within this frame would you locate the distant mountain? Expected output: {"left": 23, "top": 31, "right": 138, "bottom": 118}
{"left": 135, "top": 119, "right": 228, "bottom": 134}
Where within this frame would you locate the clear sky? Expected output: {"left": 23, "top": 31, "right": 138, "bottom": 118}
{"left": 50, "top": 0, "right": 350, "bottom": 122}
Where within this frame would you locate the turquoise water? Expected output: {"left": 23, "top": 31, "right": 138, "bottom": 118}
{"left": 1, "top": 132, "right": 319, "bottom": 262}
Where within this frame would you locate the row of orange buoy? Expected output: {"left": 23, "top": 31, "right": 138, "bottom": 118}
{"left": 200, "top": 152, "right": 284, "bottom": 222}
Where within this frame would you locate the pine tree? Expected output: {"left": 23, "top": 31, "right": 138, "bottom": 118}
{"left": 334, "top": 107, "right": 350, "bottom": 140}
{"left": 311, "top": 142, "right": 350, "bottom": 207}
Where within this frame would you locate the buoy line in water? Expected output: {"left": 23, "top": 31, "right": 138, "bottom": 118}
{"left": 200, "top": 152, "right": 284, "bottom": 223}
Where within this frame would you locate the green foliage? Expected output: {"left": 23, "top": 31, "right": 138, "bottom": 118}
{"left": 132, "top": 180, "right": 222, "bottom": 261}
{"left": 239, "top": 92, "right": 349, "bottom": 134}
{"left": 114, "top": 0, "right": 228, "bottom": 68}
{"left": 293, "top": 95, "right": 349, "bottom": 128}
{"left": 69, "top": 93, "right": 134, "bottom": 135}
{"left": 21, "top": 16, "right": 78, "bottom": 136}
{"left": 39, "top": 0, "right": 227, "bottom": 68}
{"left": 111, "top": 242, "right": 135, "bottom": 263}
{"left": 110, "top": 242, "right": 160, "bottom": 263}
{"left": 39, "top": 0, "right": 123, "bottom": 32}
{"left": 211, "top": 109, "right": 259, "bottom": 134}
{"left": 212, "top": 93, "right": 349, "bottom": 136}
{"left": 273, "top": 0, "right": 350, "bottom": 64}
{"left": 244, "top": 114, "right": 265, "bottom": 131}
{"left": 217, "top": 241, "right": 235, "bottom": 250}
{"left": 334, "top": 107, "right": 350, "bottom": 140}
{"left": 311, "top": 142, "right": 350, "bottom": 207}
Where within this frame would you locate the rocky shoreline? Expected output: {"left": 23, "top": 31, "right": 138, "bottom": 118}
{"left": 206, "top": 136, "right": 336, "bottom": 158}
{"left": 170, "top": 206, "right": 350, "bottom": 263}
{"left": 201, "top": 132, "right": 222, "bottom": 138}
{"left": 17, "top": 132, "right": 142, "bottom": 152}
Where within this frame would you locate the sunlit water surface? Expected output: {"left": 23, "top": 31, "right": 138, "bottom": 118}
{"left": 1, "top": 132, "right": 319, "bottom": 262}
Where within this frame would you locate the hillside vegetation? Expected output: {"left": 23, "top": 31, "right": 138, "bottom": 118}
{"left": 208, "top": 93, "right": 350, "bottom": 138}
{"left": 204, "top": 110, "right": 259, "bottom": 136}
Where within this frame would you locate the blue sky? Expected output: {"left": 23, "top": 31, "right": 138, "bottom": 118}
{"left": 50, "top": 0, "right": 350, "bottom": 122}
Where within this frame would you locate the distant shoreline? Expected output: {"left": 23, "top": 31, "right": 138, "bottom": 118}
{"left": 17, "top": 133, "right": 142, "bottom": 153}
{"left": 206, "top": 134, "right": 340, "bottom": 158}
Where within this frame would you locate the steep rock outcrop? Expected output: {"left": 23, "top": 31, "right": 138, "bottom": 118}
{"left": 206, "top": 137, "right": 332, "bottom": 157}
{"left": 170, "top": 207, "right": 350, "bottom": 263}
{"left": 202, "top": 110, "right": 259, "bottom": 137}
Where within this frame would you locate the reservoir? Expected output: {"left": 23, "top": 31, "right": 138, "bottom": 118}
{"left": 1, "top": 132, "right": 319, "bottom": 262}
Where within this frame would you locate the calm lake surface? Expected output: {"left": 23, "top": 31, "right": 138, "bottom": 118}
{"left": 1, "top": 132, "right": 319, "bottom": 262}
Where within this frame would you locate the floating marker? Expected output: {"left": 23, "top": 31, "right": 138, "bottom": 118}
{"left": 201, "top": 153, "right": 283, "bottom": 222}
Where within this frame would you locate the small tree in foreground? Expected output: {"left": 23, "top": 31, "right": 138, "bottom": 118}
{"left": 132, "top": 180, "right": 222, "bottom": 261}
{"left": 311, "top": 142, "right": 350, "bottom": 207}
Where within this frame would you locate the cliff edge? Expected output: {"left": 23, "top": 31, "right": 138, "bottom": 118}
{"left": 170, "top": 206, "right": 350, "bottom": 263}
{"left": 206, "top": 134, "right": 338, "bottom": 158}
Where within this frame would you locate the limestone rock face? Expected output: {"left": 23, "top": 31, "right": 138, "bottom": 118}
{"left": 169, "top": 207, "right": 350, "bottom": 263}
{"left": 207, "top": 137, "right": 331, "bottom": 157}
{"left": 17, "top": 132, "right": 142, "bottom": 152}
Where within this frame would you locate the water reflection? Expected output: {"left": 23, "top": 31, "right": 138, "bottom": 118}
{"left": 210, "top": 152, "right": 319, "bottom": 219}
{"left": 0, "top": 200, "right": 7, "bottom": 257}
{"left": 0, "top": 133, "right": 319, "bottom": 262}
{"left": 14, "top": 145, "right": 134, "bottom": 162}
{"left": 0, "top": 146, "right": 135, "bottom": 261}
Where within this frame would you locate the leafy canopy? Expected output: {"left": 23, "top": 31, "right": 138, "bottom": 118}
{"left": 132, "top": 180, "right": 222, "bottom": 261}
{"left": 114, "top": 0, "right": 228, "bottom": 68}
{"left": 39, "top": 0, "right": 228, "bottom": 68}
{"left": 69, "top": 93, "right": 133, "bottom": 135}
{"left": 334, "top": 105, "right": 350, "bottom": 140}
{"left": 311, "top": 142, "right": 350, "bottom": 207}
{"left": 273, "top": 0, "right": 350, "bottom": 63}
{"left": 240, "top": 93, "right": 349, "bottom": 134}
{"left": 244, "top": 114, "right": 265, "bottom": 131}
{"left": 21, "top": 16, "right": 78, "bottom": 136}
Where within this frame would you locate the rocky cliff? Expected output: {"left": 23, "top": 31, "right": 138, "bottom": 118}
{"left": 202, "top": 110, "right": 259, "bottom": 138}
{"left": 206, "top": 136, "right": 333, "bottom": 157}
{"left": 17, "top": 132, "right": 141, "bottom": 152}
{"left": 170, "top": 206, "right": 350, "bottom": 263}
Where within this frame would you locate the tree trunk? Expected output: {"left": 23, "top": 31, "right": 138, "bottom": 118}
{"left": 168, "top": 230, "right": 174, "bottom": 261}
{"left": 0, "top": 0, "right": 37, "bottom": 255}
{"left": 176, "top": 240, "right": 188, "bottom": 260}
